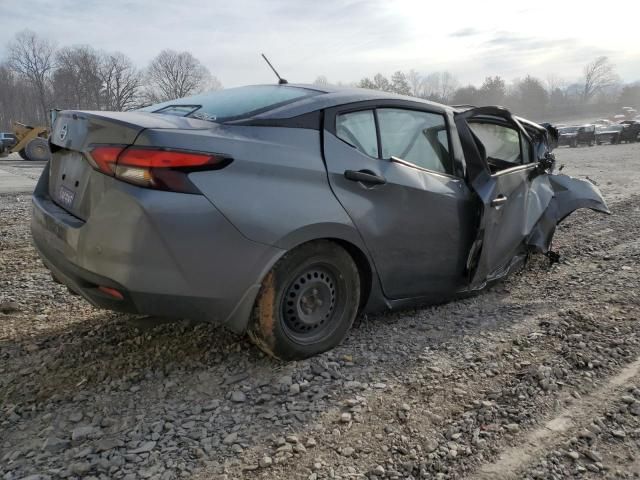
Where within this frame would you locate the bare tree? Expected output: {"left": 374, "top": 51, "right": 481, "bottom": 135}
{"left": 406, "top": 69, "right": 424, "bottom": 97}
{"left": 451, "top": 85, "right": 480, "bottom": 106}
{"left": 372, "top": 73, "right": 392, "bottom": 92}
{"left": 438, "top": 72, "right": 459, "bottom": 103}
{"left": 421, "top": 72, "right": 459, "bottom": 103}
{"left": 510, "top": 75, "right": 548, "bottom": 119}
{"left": 53, "top": 45, "right": 103, "bottom": 110}
{"left": 7, "top": 30, "right": 56, "bottom": 122}
{"left": 313, "top": 75, "right": 329, "bottom": 86}
{"left": 0, "top": 64, "right": 18, "bottom": 128}
{"left": 357, "top": 77, "right": 376, "bottom": 89}
{"left": 146, "top": 50, "right": 217, "bottom": 102}
{"left": 545, "top": 74, "right": 565, "bottom": 94}
{"left": 390, "top": 71, "right": 411, "bottom": 95}
{"left": 479, "top": 76, "right": 506, "bottom": 105}
{"left": 100, "top": 52, "right": 142, "bottom": 111}
{"left": 0, "top": 62, "right": 43, "bottom": 129}
{"left": 582, "top": 56, "right": 618, "bottom": 102}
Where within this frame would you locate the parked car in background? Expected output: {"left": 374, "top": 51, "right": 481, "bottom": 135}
{"left": 594, "top": 119, "right": 612, "bottom": 127}
{"left": 619, "top": 121, "right": 640, "bottom": 143}
{"left": 596, "top": 124, "right": 624, "bottom": 144}
{"left": 0, "top": 132, "right": 17, "bottom": 154}
{"left": 557, "top": 125, "right": 596, "bottom": 147}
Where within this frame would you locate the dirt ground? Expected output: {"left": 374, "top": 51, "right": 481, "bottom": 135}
{"left": 1, "top": 143, "right": 640, "bottom": 480}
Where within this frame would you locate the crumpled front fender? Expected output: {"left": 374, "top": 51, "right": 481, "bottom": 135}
{"left": 527, "top": 174, "right": 610, "bottom": 252}
{"left": 547, "top": 174, "right": 611, "bottom": 220}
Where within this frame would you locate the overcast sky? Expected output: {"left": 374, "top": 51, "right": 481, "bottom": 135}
{"left": 0, "top": 0, "right": 638, "bottom": 88}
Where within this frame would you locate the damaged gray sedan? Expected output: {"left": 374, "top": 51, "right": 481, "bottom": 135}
{"left": 31, "top": 85, "right": 609, "bottom": 360}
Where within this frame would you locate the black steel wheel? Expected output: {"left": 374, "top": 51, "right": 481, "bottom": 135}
{"left": 249, "top": 240, "right": 360, "bottom": 360}
{"left": 281, "top": 265, "right": 342, "bottom": 345}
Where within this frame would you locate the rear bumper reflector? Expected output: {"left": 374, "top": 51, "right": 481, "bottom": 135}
{"left": 98, "top": 286, "right": 124, "bottom": 300}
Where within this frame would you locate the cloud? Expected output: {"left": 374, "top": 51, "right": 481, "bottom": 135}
{"left": 450, "top": 28, "right": 480, "bottom": 38}
{"left": 484, "top": 32, "right": 569, "bottom": 51}
{"left": 0, "top": 0, "right": 638, "bottom": 87}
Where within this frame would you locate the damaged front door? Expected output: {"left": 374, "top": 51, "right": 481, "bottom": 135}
{"left": 456, "top": 107, "right": 552, "bottom": 289}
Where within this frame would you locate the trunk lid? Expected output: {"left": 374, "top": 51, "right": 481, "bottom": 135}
{"left": 48, "top": 110, "right": 211, "bottom": 220}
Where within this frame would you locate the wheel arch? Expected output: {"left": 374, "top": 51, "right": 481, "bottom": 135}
{"left": 324, "top": 237, "right": 373, "bottom": 312}
{"left": 279, "top": 235, "right": 376, "bottom": 313}
{"left": 225, "top": 224, "right": 385, "bottom": 334}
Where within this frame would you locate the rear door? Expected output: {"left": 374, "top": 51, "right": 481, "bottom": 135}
{"left": 323, "top": 102, "right": 476, "bottom": 299}
{"left": 455, "top": 107, "right": 547, "bottom": 287}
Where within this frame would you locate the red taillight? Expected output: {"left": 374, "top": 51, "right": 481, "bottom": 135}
{"left": 118, "top": 148, "right": 219, "bottom": 168}
{"left": 87, "top": 146, "right": 231, "bottom": 193}
{"left": 89, "top": 146, "right": 125, "bottom": 174}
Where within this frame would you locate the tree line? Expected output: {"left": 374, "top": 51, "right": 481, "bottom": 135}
{"left": 0, "top": 30, "right": 221, "bottom": 130}
{"left": 317, "top": 57, "right": 640, "bottom": 122}
{"left": 2, "top": 29, "right": 639, "bottom": 131}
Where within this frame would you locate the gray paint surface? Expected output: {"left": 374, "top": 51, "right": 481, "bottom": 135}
{"left": 31, "top": 85, "right": 609, "bottom": 332}
{"left": 323, "top": 131, "right": 475, "bottom": 298}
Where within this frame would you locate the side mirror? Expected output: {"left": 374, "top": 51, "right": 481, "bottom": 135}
{"left": 538, "top": 152, "right": 555, "bottom": 173}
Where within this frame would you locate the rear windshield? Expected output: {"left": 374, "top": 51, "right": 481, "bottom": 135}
{"left": 140, "top": 85, "right": 322, "bottom": 122}
{"left": 559, "top": 127, "right": 578, "bottom": 133}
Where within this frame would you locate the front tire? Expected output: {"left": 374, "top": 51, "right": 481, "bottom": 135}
{"left": 25, "top": 138, "right": 51, "bottom": 161}
{"left": 248, "top": 240, "right": 360, "bottom": 360}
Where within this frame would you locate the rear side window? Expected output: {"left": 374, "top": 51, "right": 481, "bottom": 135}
{"left": 141, "top": 85, "right": 321, "bottom": 122}
{"left": 470, "top": 123, "right": 521, "bottom": 164}
{"left": 377, "top": 109, "right": 452, "bottom": 174}
{"left": 154, "top": 105, "right": 200, "bottom": 116}
{"left": 336, "top": 110, "right": 379, "bottom": 158}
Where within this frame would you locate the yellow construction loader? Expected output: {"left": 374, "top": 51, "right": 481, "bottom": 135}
{"left": 6, "top": 121, "right": 51, "bottom": 161}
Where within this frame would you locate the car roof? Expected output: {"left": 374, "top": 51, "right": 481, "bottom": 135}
{"left": 255, "top": 83, "right": 454, "bottom": 119}
{"left": 260, "top": 84, "right": 548, "bottom": 134}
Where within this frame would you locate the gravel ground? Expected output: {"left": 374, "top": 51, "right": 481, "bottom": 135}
{"left": 1, "top": 143, "right": 640, "bottom": 480}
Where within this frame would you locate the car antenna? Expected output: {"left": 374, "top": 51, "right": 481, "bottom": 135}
{"left": 261, "top": 53, "right": 288, "bottom": 85}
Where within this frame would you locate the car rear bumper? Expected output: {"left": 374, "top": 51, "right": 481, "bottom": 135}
{"left": 30, "top": 164, "right": 285, "bottom": 332}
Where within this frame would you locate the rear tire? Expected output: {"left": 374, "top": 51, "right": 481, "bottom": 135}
{"left": 18, "top": 149, "right": 28, "bottom": 160}
{"left": 248, "top": 240, "right": 360, "bottom": 360}
{"left": 25, "top": 137, "right": 51, "bottom": 161}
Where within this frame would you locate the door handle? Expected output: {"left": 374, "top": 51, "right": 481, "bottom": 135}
{"left": 344, "top": 170, "right": 387, "bottom": 185}
{"left": 491, "top": 195, "right": 508, "bottom": 208}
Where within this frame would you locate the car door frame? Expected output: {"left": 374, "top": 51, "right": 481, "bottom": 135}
{"left": 454, "top": 106, "right": 546, "bottom": 288}
{"left": 322, "top": 99, "right": 477, "bottom": 301}
{"left": 323, "top": 98, "right": 467, "bottom": 179}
